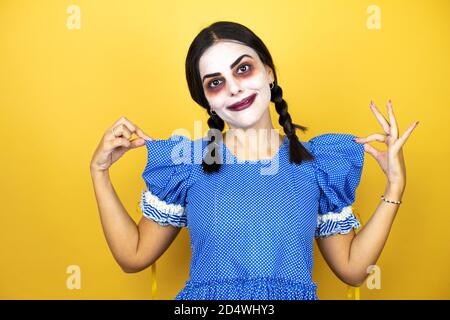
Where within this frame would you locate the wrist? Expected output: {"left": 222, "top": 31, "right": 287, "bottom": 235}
{"left": 90, "top": 165, "right": 110, "bottom": 179}
{"left": 383, "top": 183, "right": 405, "bottom": 201}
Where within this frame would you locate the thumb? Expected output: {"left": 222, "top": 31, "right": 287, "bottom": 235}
{"left": 363, "top": 143, "right": 379, "bottom": 159}
{"left": 129, "top": 137, "right": 146, "bottom": 149}
{"left": 135, "top": 127, "right": 153, "bottom": 141}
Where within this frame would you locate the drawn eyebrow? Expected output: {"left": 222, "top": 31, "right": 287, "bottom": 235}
{"left": 202, "top": 54, "right": 253, "bottom": 83}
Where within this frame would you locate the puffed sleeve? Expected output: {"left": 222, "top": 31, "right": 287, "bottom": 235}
{"left": 139, "top": 134, "right": 195, "bottom": 228}
{"left": 308, "top": 133, "right": 365, "bottom": 238}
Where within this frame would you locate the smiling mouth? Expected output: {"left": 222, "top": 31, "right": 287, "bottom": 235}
{"left": 227, "top": 93, "right": 257, "bottom": 111}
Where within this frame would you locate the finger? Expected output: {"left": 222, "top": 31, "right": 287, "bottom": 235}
{"left": 134, "top": 126, "right": 153, "bottom": 140}
{"left": 111, "top": 116, "right": 132, "bottom": 128}
{"left": 387, "top": 100, "right": 399, "bottom": 139}
{"left": 112, "top": 137, "right": 131, "bottom": 149}
{"left": 108, "top": 117, "right": 131, "bottom": 139}
{"left": 112, "top": 116, "right": 153, "bottom": 140}
{"left": 363, "top": 143, "right": 381, "bottom": 158}
{"left": 129, "top": 137, "right": 146, "bottom": 149}
{"left": 104, "top": 137, "right": 131, "bottom": 152}
{"left": 110, "top": 116, "right": 136, "bottom": 134}
{"left": 370, "top": 101, "right": 391, "bottom": 134}
{"left": 119, "top": 117, "right": 137, "bottom": 134}
{"left": 354, "top": 133, "right": 387, "bottom": 144}
{"left": 397, "top": 121, "right": 419, "bottom": 147}
{"left": 111, "top": 124, "right": 132, "bottom": 140}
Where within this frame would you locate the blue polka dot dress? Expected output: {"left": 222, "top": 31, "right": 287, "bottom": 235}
{"left": 139, "top": 133, "right": 365, "bottom": 300}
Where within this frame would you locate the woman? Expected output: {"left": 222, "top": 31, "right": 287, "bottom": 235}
{"left": 90, "top": 21, "right": 418, "bottom": 300}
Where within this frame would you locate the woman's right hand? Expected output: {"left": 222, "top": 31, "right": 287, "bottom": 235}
{"left": 90, "top": 116, "right": 153, "bottom": 173}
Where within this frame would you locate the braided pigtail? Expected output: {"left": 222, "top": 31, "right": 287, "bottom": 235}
{"left": 202, "top": 110, "right": 225, "bottom": 174}
{"left": 271, "top": 84, "right": 315, "bottom": 164}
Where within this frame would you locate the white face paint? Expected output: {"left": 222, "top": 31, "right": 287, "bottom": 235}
{"left": 199, "top": 40, "right": 274, "bottom": 130}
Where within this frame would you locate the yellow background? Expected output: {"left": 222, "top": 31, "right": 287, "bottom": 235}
{"left": 0, "top": 0, "right": 448, "bottom": 299}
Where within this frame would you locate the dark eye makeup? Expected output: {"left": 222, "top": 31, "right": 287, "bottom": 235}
{"left": 206, "top": 63, "right": 253, "bottom": 89}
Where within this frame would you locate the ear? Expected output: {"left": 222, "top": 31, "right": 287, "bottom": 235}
{"left": 264, "top": 65, "right": 275, "bottom": 83}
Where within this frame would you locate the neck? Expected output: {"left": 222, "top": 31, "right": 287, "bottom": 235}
{"left": 223, "top": 109, "right": 284, "bottom": 160}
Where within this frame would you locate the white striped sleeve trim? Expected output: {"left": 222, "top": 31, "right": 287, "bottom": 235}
{"left": 315, "top": 205, "right": 361, "bottom": 238}
{"left": 317, "top": 205, "right": 354, "bottom": 224}
{"left": 139, "top": 189, "right": 187, "bottom": 227}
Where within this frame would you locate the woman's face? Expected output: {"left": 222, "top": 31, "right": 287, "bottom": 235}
{"left": 199, "top": 40, "right": 274, "bottom": 130}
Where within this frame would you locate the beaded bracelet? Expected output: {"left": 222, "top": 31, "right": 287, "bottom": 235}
{"left": 381, "top": 194, "right": 402, "bottom": 204}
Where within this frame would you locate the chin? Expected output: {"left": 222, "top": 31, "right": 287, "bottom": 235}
{"left": 225, "top": 108, "right": 267, "bottom": 130}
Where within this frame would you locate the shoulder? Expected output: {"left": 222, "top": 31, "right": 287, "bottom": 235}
{"left": 142, "top": 134, "right": 209, "bottom": 166}
{"left": 303, "top": 132, "right": 364, "bottom": 169}
{"left": 304, "top": 132, "right": 360, "bottom": 153}
{"left": 302, "top": 132, "right": 365, "bottom": 197}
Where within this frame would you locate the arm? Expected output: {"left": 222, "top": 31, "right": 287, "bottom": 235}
{"left": 316, "top": 183, "right": 404, "bottom": 287}
{"left": 90, "top": 168, "right": 181, "bottom": 273}
{"left": 90, "top": 116, "right": 181, "bottom": 273}
{"left": 316, "top": 99, "right": 418, "bottom": 286}
{"left": 90, "top": 168, "right": 139, "bottom": 272}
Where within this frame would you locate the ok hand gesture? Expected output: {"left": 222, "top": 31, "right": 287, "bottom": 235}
{"left": 353, "top": 100, "right": 419, "bottom": 189}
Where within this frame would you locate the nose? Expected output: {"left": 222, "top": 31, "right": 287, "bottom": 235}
{"left": 227, "top": 77, "right": 243, "bottom": 96}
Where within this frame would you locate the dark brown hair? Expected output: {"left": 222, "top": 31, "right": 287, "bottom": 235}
{"left": 185, "top": 21, "right": 314, "bottom": 173}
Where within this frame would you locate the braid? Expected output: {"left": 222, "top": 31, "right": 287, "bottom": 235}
{"left": 271, "top": 84, "right": 315, "bottom": 164}
{"left": 202, "top": 110, "right": 225, "bottom": 174}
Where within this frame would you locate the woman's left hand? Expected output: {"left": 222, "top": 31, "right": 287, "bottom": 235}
{"left": 353, "top": 100, "right": 419, "bottom": 189}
